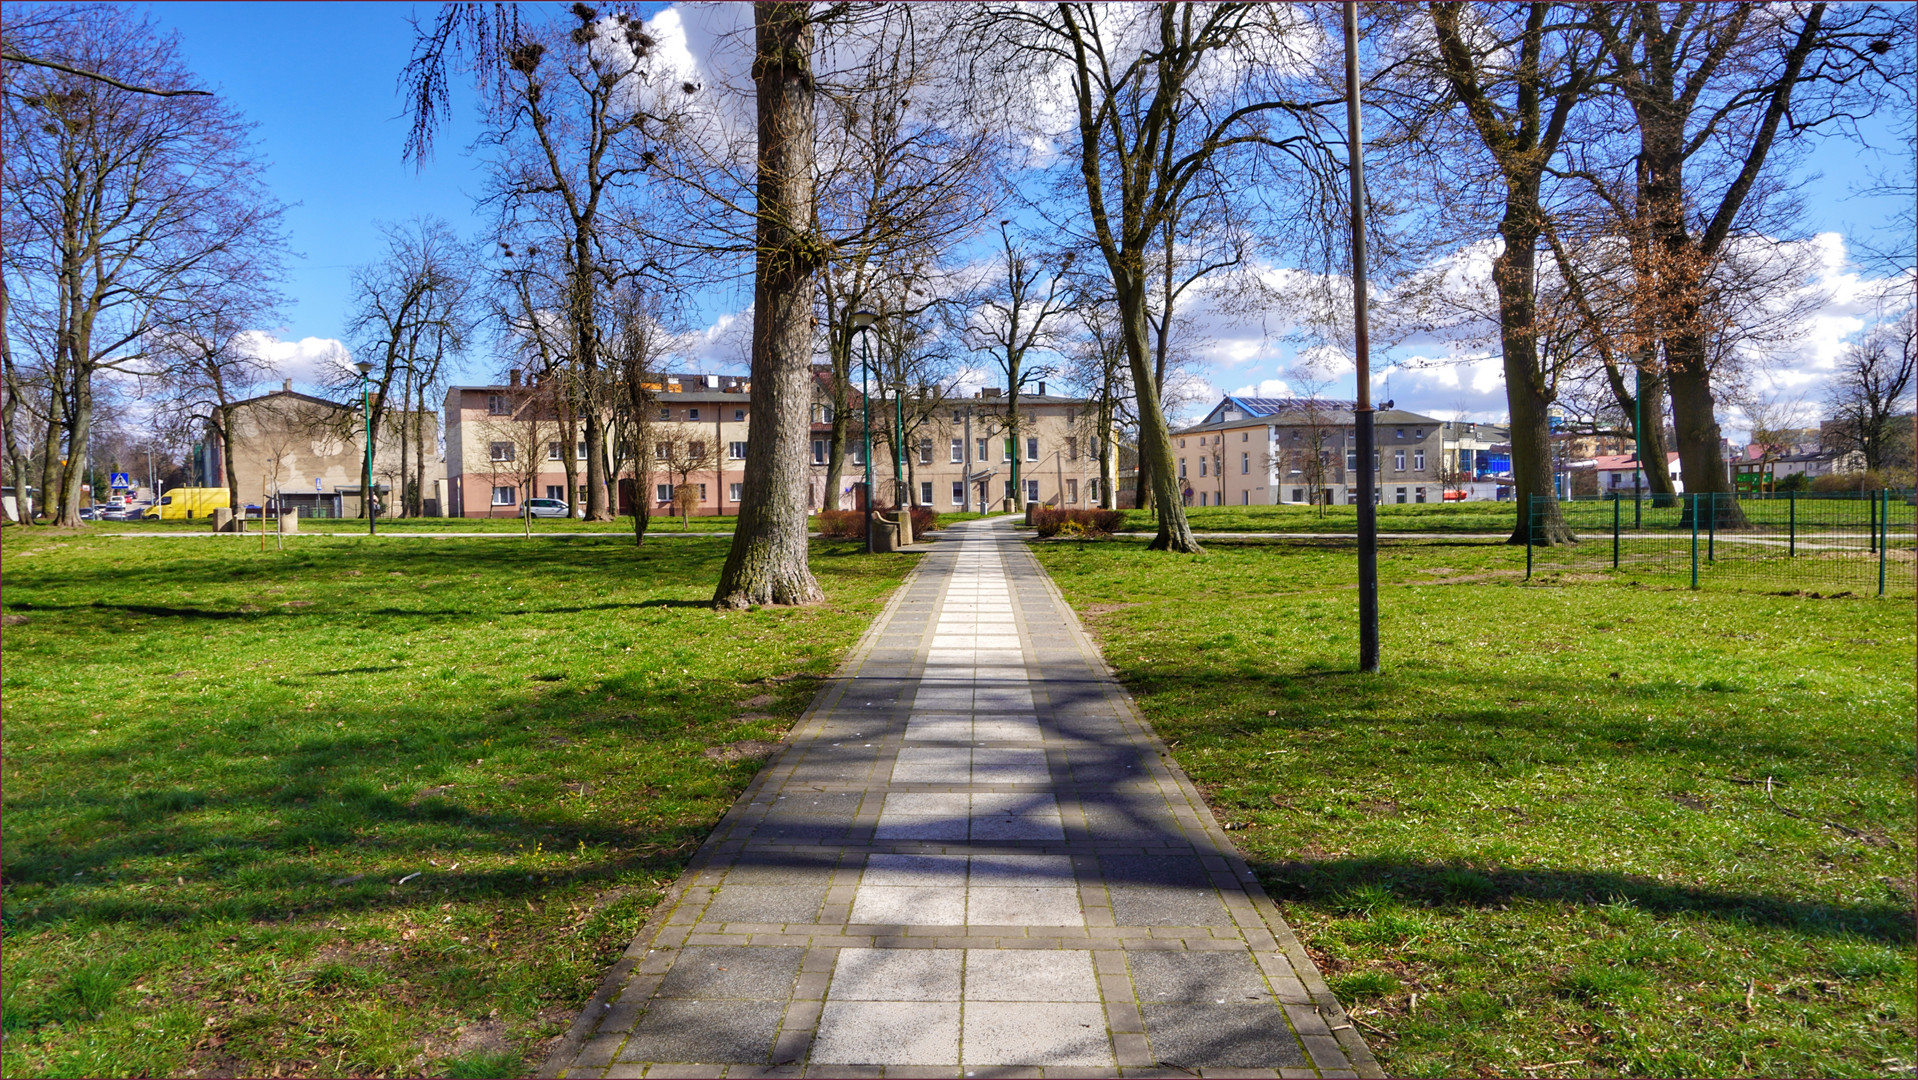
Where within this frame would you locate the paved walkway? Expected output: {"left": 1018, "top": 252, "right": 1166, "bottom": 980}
{"left": 545, "top": 519, "right": 1380, "bottom": 1079}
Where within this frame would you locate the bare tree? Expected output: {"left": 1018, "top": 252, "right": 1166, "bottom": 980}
{"left": 336, "top": 217, "right": 475, "bottom": 521}
{"left": 650, "top": 421, "right": 718, "bottom": 525}
{"left": 713, "top": 3, "right": 828, "bottom": 607}
{"left": 1, "top": 6, "right": 287, "bottom": 526}
{"left": 149, "top": 305, "right": 279, "bottom": 516}
{"left": 1586, "top": 1, "right": 1913, "bottom": 524}
{"left": 1061, "top": 290, "right": 1133, "bottom": 510}
{"left": 983, "top": 4, "right": 1343, "bottom": 553}
{"left": 960, "top": 222, "right": 1076, "bottom": 511}
{"left": 1827, "top": 307, "right": 1917, "bottom": 475}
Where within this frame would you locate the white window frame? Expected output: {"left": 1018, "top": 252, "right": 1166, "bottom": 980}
{"left": 950, "top": 438, "right": 964, "bottom": 464}
{"left": 951, "top": 481, "right": 964, "bottom": 505}
{"left": 729, "top": 482, "right": 743, "bottom": 502}
{"left": 547, "top": 441, "right": 562, "bottom": 461}
{"left": 489, "top": 442, "right": 515, "bottom": 463}
{"left": 492, "top": 486, "right": 517, "bottom": 506}
{"left": 730, "top": 441, "right": 748, "bottom": 460}
{"left": 1025, "top": 436, "right": 1039, "bottom": 462}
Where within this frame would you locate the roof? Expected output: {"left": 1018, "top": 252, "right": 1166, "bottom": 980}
{"left": 1592, "top": 452, "right": 1681, "bottom": 470}
{"left": 227, "top": 388, "right": 358, "bottom": 413}
{"left": 1178, "top": 399, "right": 1443, "bottom": 437}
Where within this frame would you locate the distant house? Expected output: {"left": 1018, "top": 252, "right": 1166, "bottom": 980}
{"left": 207, "top": 382, "right": 440, "bottom": 518}
{"left": 1175, "top": 397, "right": 1449, "bottom": 506}
{"left": 1592, "top": 452, "right": 1688, "bottom": 494}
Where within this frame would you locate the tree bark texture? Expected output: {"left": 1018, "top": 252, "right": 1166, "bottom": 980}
{"left": 715, "top": 2, "right": 825, "bottom": 609}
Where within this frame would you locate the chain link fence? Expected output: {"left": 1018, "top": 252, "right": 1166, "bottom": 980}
{"left": 1526, "top": 491, "right": 1915, "bottom": 596}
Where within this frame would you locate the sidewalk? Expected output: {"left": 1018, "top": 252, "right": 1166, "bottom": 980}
{"left": 543, "top": 518, "right": 1380, "bottom": 1078}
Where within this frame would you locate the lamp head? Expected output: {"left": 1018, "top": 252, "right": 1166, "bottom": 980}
{"left": 354, "top": 360, "right": 375, "bottom": 376}
{"left": 850, "top": 309, "right": 879, "bottom": 331}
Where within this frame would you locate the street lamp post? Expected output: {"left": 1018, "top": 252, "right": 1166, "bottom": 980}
{"left": 1345, "top": 1, "right": 1379, "bottom": 674}
{"left": 356, "top": 360, "right": 376, "bottom": 536}
{"left": 850, "top": 310, "right": 879, "bottom": 551}
{"left": 893, "top": 376, "right": 907, "bottom": 509}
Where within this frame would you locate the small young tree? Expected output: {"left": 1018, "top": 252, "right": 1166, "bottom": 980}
{"left": 652, "top": 421, "right": 718, "bottom": 525}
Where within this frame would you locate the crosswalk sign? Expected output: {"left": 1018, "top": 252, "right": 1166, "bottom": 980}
{"left": 109, "top": 472, "right": 130, "bottom": 489}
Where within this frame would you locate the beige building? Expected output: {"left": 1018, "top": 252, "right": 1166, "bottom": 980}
{"left": 1173, "top": 396, "right": 1450, "bottom": 506}
{"left": 444, "top": 372, "right": 1119, "bottom": 518}
{"left": 207, "top": 384, "right": 440, "bottom": 518}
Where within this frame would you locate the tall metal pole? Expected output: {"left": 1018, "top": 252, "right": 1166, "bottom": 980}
{"left": 894, "top": 379, "right": 906, "bottom": 508}
{"left": 359, "top": 364, "right": 376, "bottom": 537}
{"left": 1345, "top": 2, "right": 1379, "bottom": 674}
{"left": 859, "top": 328, "right": 873, "bottom": 550}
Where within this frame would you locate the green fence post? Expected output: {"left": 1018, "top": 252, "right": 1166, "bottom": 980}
{"left": 1706, "top": 491, "right": 1715, "bottom": 561}
{"left": 1788, "top": 490, "right": 1795, "bottom": 557}
{"left": 1869, "top": 488, "right": 1878, "bottom": 553}
{"left": 1690, "top": 493, "right": 1699, "bottom": 589}
{"left": 1612, "top": 494, "right": 1620, "bottom": 569}
{"left": 1526, "top": 496, "right": 1535, "bottom": 580}
{"left": 1881, "top": 488, "right": 1890, "bottom": 597}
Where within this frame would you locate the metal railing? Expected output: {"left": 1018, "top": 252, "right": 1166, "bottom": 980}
{"left": 1526, "top": 491, "right": 1914, "bottom": 596}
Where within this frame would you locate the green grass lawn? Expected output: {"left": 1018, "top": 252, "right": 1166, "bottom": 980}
{"left": 0, "top": 529, "right": 915, "bottom": 1078}
{"left": 1032, "top": 536, "right": 1915, "bottom": 1078}
{"left": 1122, "top": 502, "right": 1524, "bottom": 533}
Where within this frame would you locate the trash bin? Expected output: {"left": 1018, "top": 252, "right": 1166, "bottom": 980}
{"left": 869, "top": 512, "right": 900, "bottom": 553}
{"left": 279, "top": 508, "right": 299, "bottom": 535}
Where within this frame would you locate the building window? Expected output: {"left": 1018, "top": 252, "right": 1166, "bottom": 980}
{"left": 1395, "top": 428, "right": 1405, "bottom": 439}
{"left": 546, "top": 485, "right": 564, "bottom": 501}
{"left": 698, "top": 483, "right": 708, "bottom": 500}
{"left": 1066, "top": 436, "right": 1078, "bottom": 461}
{"left": 547, "top": 441, "right": 562, "bottom": 460}
{"left": 1004, "top": 437, "right": 1014, "bottom": 459}
{"left": 1414, "top": 428, "right": 1423, "bottom": 439}
{"left": 1179, "top": 438, "right": 1185, "bottom": 448}
{"left": 655, "top": 442, "right": 671, "bottom": 461}
{"left": 1179, "top": 459, "right": 1187, "bottom": 478}
{"left": 1242, "top": 431, "right": 1249, "bottom": 441}
{"left": 1004, "top": 479, "right": 1015, "bottom": 501}
{"left": 952, "top": 481, "right": 965, "bottom": 505}
{"left": 730, "top": 441, "right": 748, "bottom": 460}
{"left": 1347, "top": 449, "right": 1358, "bottom": 471}
{"left": 577, "top": 485, "right": 586, "bottom": 503}
{"left": 1415, "top": 486, "right": 1427, "bottom": 503}
{"left": 1292, "top": 488, "right": 1304, "bottom": 502}
{"left": 920, "top": 481, "right": 933, "bottom": 505}
{"left": 1025, "top": 436, "right": 1039, "bottom": 461}
{"left": 729, "top": 482, "right": 742, "bottom": 502}
{"left": 953, "top": 410, "right": 964, "bottom": 423}
{"left": 918, "top": 440, "right": 932, "bottom": 465}
{"left": 689, "top": 408, "right": 700, "bottom": 420}
{"left": 492, "top": 486, "right": 516, "bottom": 506}
{"left": 1395, "top": 486, "right": 1408, "bottom": 503}
{"left": 578, "top": 440, "right": 587, "bottom": 459}
{"left": 951, "top": 438, "right": 964, "bottom": 463}
{"left": 1026, "top": 479, "right": 1039, "bottom": 503}
{"left": 658, "top": 407, "right": 671, "bottom": 421}
{"left": 1413, "top": 450, "right": 1425, "bottom": 470}
{"left": 1242, "top": 490, "right": 1250, "bottom": 505}
{"left": 852, "top": 443, "right": 865, "bottom": 465}
{"left": 734, "top": 409, "right": 745, "bottom": 421}
{"left": 1066, "top": 478, "right": 1079, "bottom": 503}
{"left": 978, "top": 438, "right": 989, "bottom": 461}
{"left": 688, "top": 441, "right": 705, "bottom": 459}
{"left": 1394, "top": 450, "right": 1406, "bottom": 470}
{"left": 1199, "top": 491, "right": 1208, "bottom": 506}
{"left": 1241, "top": 452, "right": 1249, "bottom": 474}
{"left": 1199, "top": 458, "right": 1208, "bottom": 477}
{"left": 489, "top": 442, "right": 514, "bottom": 462}
{"left": 486, "top": 393, "right": 509, "bottom": 415}
{"left": 812, "top": 439, "right": 827, "bottom": 465}
{"left": 1374, "top": 451, "right": 1381, "bottom": 471}
{"left": 1089, "top": 478, "right": 1101, "bottom": 502}
{"left": 656, "top": 483, "right": 672, "bottom": 502}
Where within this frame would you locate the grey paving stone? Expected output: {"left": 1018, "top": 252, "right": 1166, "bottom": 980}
{"left": 1138, "top": 1003, "right": 1310, "bottom": 1070}
{"left": 722, "top": 855, "right": 841, "bottom": 886}
{"left": 967, "top": 887, "right": 1083, "bottom": 927}
{"left": 617, "top": 998, "right": 783, "bottom": 1064}
{"left": 964, "top": 949, "right": 1099, "bottom": 1002}
{"left": 1127, "top": 952, "right": 1273, "bottom": 1003}
{"left": 961, "top": 1002, "right": 1113, "bottom": 1067}
{"left": 966, "top": 854, "right": 1074, "bottom": 887}
{"left": 700, "top": 886, "right": 827, "bottom": 925}
{"left": 810, "top": 1001, "right": 960, "bottom": 1065}
{"left": 655, "top": 947, "right": 805, "bottom": 1000}
{"left": 850, "top": 885, "right": 967, "bottom": 926}
{"left": 827, "top": 948, "right": 963, "bottom": 1001}
{"left": 861, "top": 854, "right": 968, "bottom": 887}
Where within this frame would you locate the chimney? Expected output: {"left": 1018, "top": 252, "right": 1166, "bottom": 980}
{"left": 282, "top": 378, "right": 292, "bottom": 393}
{"left": 1038, "top": 381, "right": 1047, "bottom": 396}
{"left": 509, "top": 370, "right": 521, "bottom": 388}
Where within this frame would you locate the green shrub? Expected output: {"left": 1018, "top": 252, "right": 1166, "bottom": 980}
{"left": 1032, "top": 507, "right": 1127, "bottom": 537}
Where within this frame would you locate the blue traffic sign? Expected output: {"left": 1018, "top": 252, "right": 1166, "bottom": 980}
{"left": 109, "top": 472, "right": 130, "bottom": 488}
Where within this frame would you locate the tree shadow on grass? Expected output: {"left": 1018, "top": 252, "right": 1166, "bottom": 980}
{"left": 1253, "top": 854, "right": 1915, "bottom": 945}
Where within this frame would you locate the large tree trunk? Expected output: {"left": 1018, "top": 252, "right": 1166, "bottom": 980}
{"left": 1116, "top": 272, "right": 1198, "bottom": 552}
{"left": 715, "top": 2, "right": 825, "bottom": 608}
{"left": 1667, "top": 335, "right": 1744, "bottom": 526}
{"left": 219, "top": 407, "right": 242, "bottom": 516}
{"left": 1492, "top": 211, "right": 1573, "bottom": 546}
{"left": 54, "top": 377, "right": 90, "bottom": 527}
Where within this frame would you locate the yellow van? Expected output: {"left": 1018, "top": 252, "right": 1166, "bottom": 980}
{"left": 145, "top": 487, "right": 230, "bottom": 520}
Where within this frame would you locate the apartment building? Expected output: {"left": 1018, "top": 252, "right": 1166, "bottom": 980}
{"left": 1173, "top": 397, "right": 1450, "bottom": 506}
{"left": 205, "top": 382, "right": 439, "bottom": 518}
{"left": 444, "top": 372, "right": 1118, "bottom": 517}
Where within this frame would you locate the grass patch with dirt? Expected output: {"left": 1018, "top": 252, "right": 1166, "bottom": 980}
{"left": 0, "top": 529, "right": 914, "bottom": 1078}
{"left": 1031, "top": 535, "right": 1914, "bottom": 1078}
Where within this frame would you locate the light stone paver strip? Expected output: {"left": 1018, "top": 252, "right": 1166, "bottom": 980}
{"left": 546, "top": 519, "right": 1381, "bottom": 1079}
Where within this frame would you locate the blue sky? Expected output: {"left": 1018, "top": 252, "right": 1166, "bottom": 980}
{"left": 145, "top": 2, "right": 1914, "bottom": 433}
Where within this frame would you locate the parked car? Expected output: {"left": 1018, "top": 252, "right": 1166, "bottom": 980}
{"left": 524, "top": 498, "right": 582, "bottom": 519}
{"left": 77, "top": 506, "right": 100, "bottom": 520}
{"left": 99, "top": 505, "right": 134, "bottom": 521}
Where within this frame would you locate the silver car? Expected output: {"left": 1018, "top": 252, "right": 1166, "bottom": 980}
{"left": 524, "top": 498, "right": 581, "bottom": 518}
